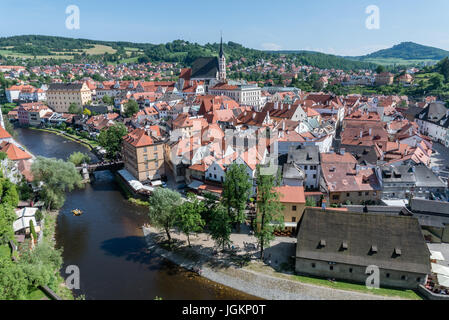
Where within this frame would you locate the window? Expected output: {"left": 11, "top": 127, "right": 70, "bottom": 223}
{"left": 386, "top": 273, "right": 390, "bottom": 278}
{"left": 330, "top": 266, "right": 334, "bottom": 271}
{"left": 417, "top": 277, "right": 421, "bottom": 282}
{"left": 311, "top": 263, "right": 316, "bottom": 268}
{"left": 346, "top": 193, "right": 350, "bottom": 197}
{"left": 349, "top": 268, "right": 353, "bottom": 273}
{"left": 365, "top": 192, "right": 369, "bottom": 196}
{"left": 358, "top": 192, "right": 362, "bottom": 196}
{"left": 292, "top": 217, "right": 296, "bottom": 222}
{"left": 401, "top": 275, "right": 407, "bottom": 281}
{"left": 292, "top": 205, "right": 297, "bottom": 211}
{"left": 332, "top": 195, "right": 340, "bottom": 200}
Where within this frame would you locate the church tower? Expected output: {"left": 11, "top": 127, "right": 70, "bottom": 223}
{"left": 218, "top": 36, "right": 226, "bottom": 82}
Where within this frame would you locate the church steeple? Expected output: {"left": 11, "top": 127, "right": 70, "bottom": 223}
{"left": 218, "top": 34, "right": 226, "bottom": 82}
{"left": 219, "top": 36, "right": 224, "bottom": 58}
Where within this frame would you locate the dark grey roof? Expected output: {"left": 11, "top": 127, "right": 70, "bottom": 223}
{"left": 414, "top": 165, "right": 447, "bottom": 188}
{"left": 296, "top": 208, "right": 431, "bottom": 274}
{"left": 287, "top": 145, "right": 319, "bottom": 165}
{"left": 341, "top": 145, "right": 378, "bottom": 165}
{"left": 48, "top": 83, "right": 84, "bottom": 91}
{"left": 411, "top": 198, "right": 449, "bottom": 216}
{"left": 283, "top": 163, "right": 305, "bottom": 180}
{"left": 190, "top": 57, "right": 219, "bottom": 80}
{"left": 416, "top": 102, "right": 449, "bottom": 128}
{"left": 380, "top": 164, "right": 416, "bottom": 184}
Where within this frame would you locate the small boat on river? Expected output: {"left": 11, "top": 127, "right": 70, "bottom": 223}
{"left": 72, "top": 209, "right": 83, "bottom": 216}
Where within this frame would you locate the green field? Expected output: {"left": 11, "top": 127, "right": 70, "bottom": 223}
{"left": 360, "top": 57, "right": 439, "bottom": 66}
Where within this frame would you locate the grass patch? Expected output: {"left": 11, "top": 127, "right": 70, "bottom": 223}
{"left": 26, "top": 289, "right": 47, "bottom": 300}
{"left": 246, "top": 262, "right": 421, "bottom": 300}
{"left": 0, "top": 244, "right": 11, "bottom": 259}
{"left": 291, "top": 275, "right": 421, "bottom": 300}
{"left": 29, "top": 127, "right": 99, "bottom": 150}
{"left": 128, "top": 197, "right": 149, "bottom": 207}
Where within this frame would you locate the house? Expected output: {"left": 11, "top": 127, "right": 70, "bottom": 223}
{"left": 283, "top": 145, "right": 320, "bottom": 190}
{"left": 122, "top": 128, "right": 165, "bottom": 182}
{"left": 295, "top": 208, "right": 431, "bottom": 289}
{"left": 46, "top": 82, "right": 92, "bottom": 113}
{"left": 271, "top": 185, "right": 306, "bottom": 234}
{"left": 209, "top": 83, "right": 261, "bottom": 108}
{"left": 320, "top": 152, "right": 381, "bottom": 205}
{"left": 0, "top": 142, "right": 33, "bottom": 161}
{"left": 375, "top": 72, "right": 394, "bottom": 86}
{"left": 17, "top": 102, "right": 53, "bottom": 126}
{"left": 415, "top": 102, "right": 449, "bottom": 147}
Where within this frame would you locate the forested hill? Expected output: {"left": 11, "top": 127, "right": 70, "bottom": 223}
{"left": 346, "top": 42, "right": 449, "bottom": 65}
{"left": 0, "top": 35, "right": 377, "bottom": 71}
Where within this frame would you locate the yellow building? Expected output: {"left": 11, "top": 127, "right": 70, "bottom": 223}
{"left": 257, "top": 185, "right": 306, "bottom": 235}
{"left": 46, "top": 82, "right": 92, "bottom": 113}
{"left": 122, "top": 128, "right": 165, "bottom": 182}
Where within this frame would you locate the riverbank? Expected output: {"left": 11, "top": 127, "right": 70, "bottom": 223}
{"left": 28, "top": 127, "right": 99, "bottom": 152}
{"left": 142, "top": 226, "right": 421, "bottom": 300}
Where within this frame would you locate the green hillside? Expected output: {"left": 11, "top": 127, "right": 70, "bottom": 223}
{"left": 348, "top": 42, "right": 449, "bottom": 66}
{"left": 0, "top": 35, "right": 376, "bottom": 71}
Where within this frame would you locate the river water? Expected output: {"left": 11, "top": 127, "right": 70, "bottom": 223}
{"left": 15, "top": 128, "right": 256, "bottom": 300}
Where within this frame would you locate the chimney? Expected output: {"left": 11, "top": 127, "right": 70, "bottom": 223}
{"left": 369, "top": 128, "right": 372, "bottom": 136}
{"left": 282, "top": 121, "right": 285, "bottom": 131}
{"left": 274, "top": 102, "right": 279, "bottom": 110}
{"left": 360, "top": 130, "right": 363, "bottom": 138}
{"left": 288, "top": 104, "right": 291, "bottom": 110}
{"left": 252, "top": 113, "right": 256, "bottom": 119}
{"left": 340, "top": 148, "right": 345, "bottom": 155}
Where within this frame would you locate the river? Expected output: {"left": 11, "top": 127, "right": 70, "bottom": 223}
{"left": 15, "top": 128, "right": 256, "bottom": 300}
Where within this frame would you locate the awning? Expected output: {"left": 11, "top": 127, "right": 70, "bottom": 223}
{"left": 437, "top": 274, "right": 449, "bottom": 287}
{"left": 431, "top": 263, "right": 449, "bottom": 277}
{"left": 188, "top": 180, "right": 203, "bottom": 190}
{"left": 430, "top": 250, "right": 445, "bottom": 261}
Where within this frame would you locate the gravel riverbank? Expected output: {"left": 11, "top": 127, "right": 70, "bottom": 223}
{"left": 142, "top": 227, "right": 405, "bottom": 300}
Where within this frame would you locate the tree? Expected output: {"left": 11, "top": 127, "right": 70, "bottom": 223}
{"left": 305, "top": 197, "right": 316, "bottom": 207}
{"left": 31, "top": 157, "right": 83, "bottom": 210}
{"left": 0, "top": 257, "right": 28, "bottom": 300}
{"left": 124, "top": 100, "right": 139, "bottom": 118}
{"left": 68, "top": 152, "right": 91, "bottom": 166}
{"left": 102, "top": 95, "right": 114, "bottom": 106}
{"left": 4, "top": 120, "right": 17, "bottom": 139}
{"left": 255, "top": 166, "right": 284, "bottom": 260}
{"left": 68, "top": 103, "right": 82, "bottom": 114}
{"left": 98, "top": 123, "right": 128, "bottom": 159}
{"left": 0, "top": 178, "right": 19, "bottom": 207}
{"left": 209, "top": 203, "right": 232, "bottom": 251}
{"left": 376, "top": 65, "right": 386, "bottom": 74}
{"left": 429, "top": 73, "right": 444, "bottom": 90}
{"left": 222, "top": 163, "right": 252, "bottom": 231}
{"left": 83, "top": 108, "right": 91, "bottom": 116}
{"left": 175, "top": 193, "right": 205, "bottom": 246}
{"left": 0, "top": 204, "right": 15, "bottom": 245}
{"left": 148, "top": 188, "right": 182, "bottom": 244}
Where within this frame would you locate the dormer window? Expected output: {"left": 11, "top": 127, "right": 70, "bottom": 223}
{"left": 394, "top": 247, "right": 402, "bottom": 256}
{"left": 319, "top": 239, "right": 326, "bottom": 248}
{"left": 370, "top": 245, "right": 378, "bottom": 254}
{"left": 341, "top": 241, "right": 348, "bottom": 250}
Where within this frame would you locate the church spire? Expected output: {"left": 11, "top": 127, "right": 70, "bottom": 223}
{"left": 218, "top": 33, "right": 226, "bottom": 82}
{"left": 219, "top": 35, "right": 224, "bottom": 58}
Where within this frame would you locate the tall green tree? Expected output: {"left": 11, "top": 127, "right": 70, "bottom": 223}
{"left": 98, "top": 123, "right": 128, "bottom": 159}
{"left": 68, "top": 152, "right": 91, "bottom": 166}
{"left": 31, "top": 157, "right": 83, "bottom": 210}
{"left": 148, "top": 188, "right": 182, "bottom": 244}
{"left": 209, "top": 203, "right": 232, "bottom": 251}
{"left": 255, "top": 166, "right": 284, "bottom": 260}
{"left": 124, "top": 100, "right": 139, "bottom": 118}
{"left": 0, "top": 257, "right": 28, "bottom": 300}
{"left": 175, "top": 193, "right": 205, "bottom": 247}
{"left": 68, "top": 103, "right": 82, "bottom": 114}
{"left": 222, "top": 163, "right": 252, "bottom": 231}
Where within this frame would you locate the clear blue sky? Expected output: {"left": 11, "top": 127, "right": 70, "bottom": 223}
{"left": 1, "top": 0, "right": 449, "bottom": 56}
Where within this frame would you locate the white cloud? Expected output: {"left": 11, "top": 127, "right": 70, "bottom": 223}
{"left": 261, "top": 42, "right": 282, "bottom": 51}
